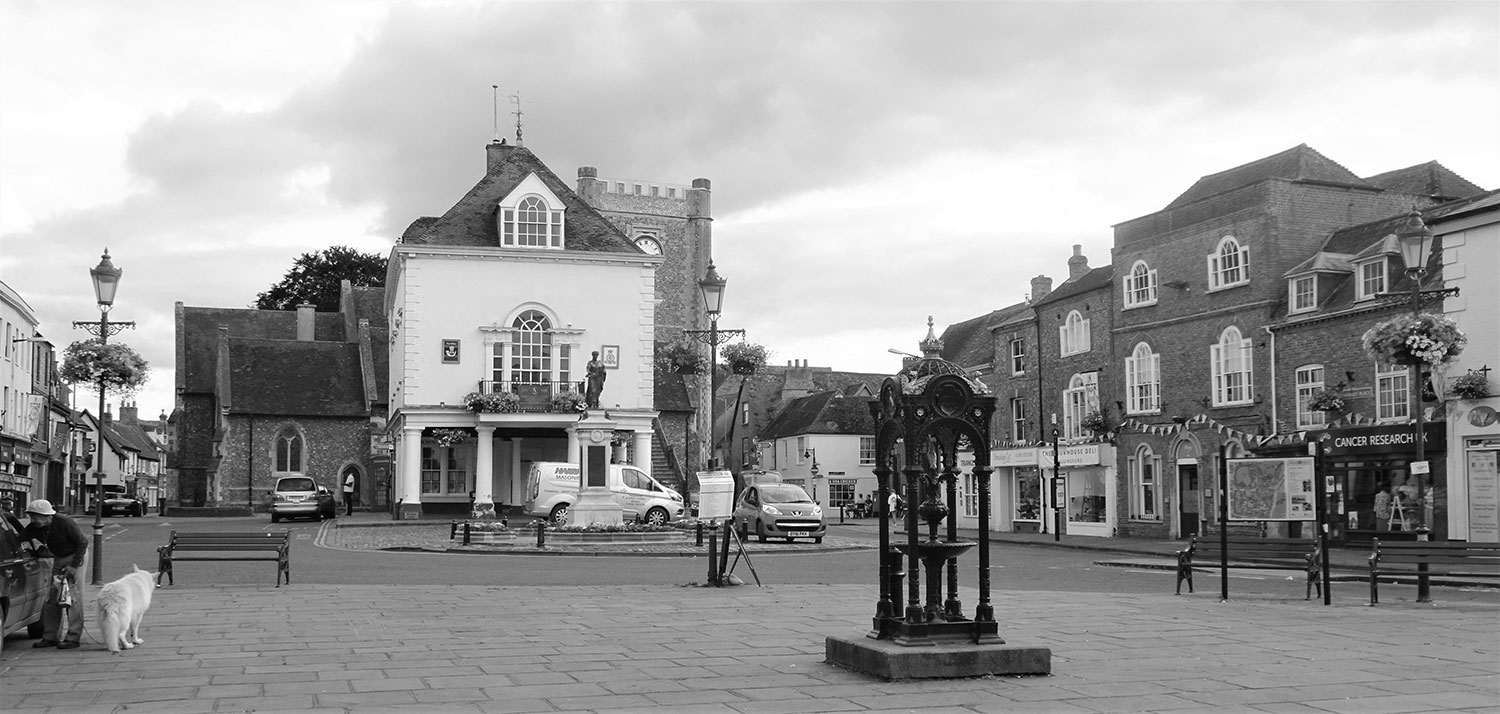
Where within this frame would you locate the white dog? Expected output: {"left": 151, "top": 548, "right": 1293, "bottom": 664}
{"left": 96, "top": 565, "right": 156, "bottom": 653}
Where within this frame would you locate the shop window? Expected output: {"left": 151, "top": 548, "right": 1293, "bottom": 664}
{"left": 1014, "top": 468, "right": 1041, "bottom": 522}
{"left": 828, "top": 482, "right": 855, "bottom": 509}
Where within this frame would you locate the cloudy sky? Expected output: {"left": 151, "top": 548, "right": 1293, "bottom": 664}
{"left": 3, "top": 0, "right": 1497, "bottom": 420}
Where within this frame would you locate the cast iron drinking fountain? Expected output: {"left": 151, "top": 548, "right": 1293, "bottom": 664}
{"left": 825, "top": 321, "right": 1051, "bottom": 679}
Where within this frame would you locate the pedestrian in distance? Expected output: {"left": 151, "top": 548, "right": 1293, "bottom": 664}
{"left": 19, "top": 499, "right": 88, "bottom": 650}
{"left": 343, "top": 470, "right": 356, "bottom": 516}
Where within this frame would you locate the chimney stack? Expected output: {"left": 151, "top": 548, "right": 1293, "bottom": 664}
{"left": 1030, "top": 275, "right": 1053, "bottom": 303}
{"left": 296, "top": 303, "right": 315, "bottom": 342}
{"left": 576, "top": 166, "right": 604, "bottom": 208}
{"left": 485, "top": 139, "right": 512, "bottom": 176}
{"left": 1068, "top": 244, "right": 1089, "bottom": 280}
{"left": 120, "top": 401, "right": 138, "bottom": 426}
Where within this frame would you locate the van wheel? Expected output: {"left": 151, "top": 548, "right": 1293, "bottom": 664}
{"left": 643, "top": 507, "right": 669, "bottom": 527}
{"left": 550, "top": 504, "right": 571, "bottom": 526}
{"left": 756, "top": 521, "right": 768, "bottom": 543}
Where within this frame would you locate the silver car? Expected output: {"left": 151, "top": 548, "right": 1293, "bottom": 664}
{"left": 733, "top": 483, "right": 826, "bottom": 544}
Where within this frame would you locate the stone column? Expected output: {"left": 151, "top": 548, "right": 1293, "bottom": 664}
{"left": 400, "top": 427, "right": 423, "bottom": 520}
{"left": 633, "top": 430, "right": 652, "bottom": 469}
{"left": 472, "top": 426, "right": 496, "bottom": 519}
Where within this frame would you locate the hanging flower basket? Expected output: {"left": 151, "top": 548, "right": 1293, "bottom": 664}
{"left": 428, "top": 428, "right": 473, "bottom": 447}
{"left": 1451, "top": 371, "right": 1493, "bottom": 401}
{"left": 658, "top": 340, "right": 706, "bottom": 375}
{"left": 721, "top": 341, "right": 769, "bottom": 375}
{"left": 59, "top": 339, "right": 150, "bottom": 395}
{"left": 1361, "top": 313, "right": 1467, "bottom": 366}
{"left": 550, "top": 389, "right": 587, "bottom": 413}
{"left": 463, "top": 391, "right": 520, "bottom": 413}
{"left": 1081, "top": 410, "right": 1108, "bottom": 433}
{"left": 1307, "top": 384, "right": 1348, "bottom": 413}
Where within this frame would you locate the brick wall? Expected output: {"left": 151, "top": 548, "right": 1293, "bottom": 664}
{"left": 215, "top": 415, "right": 373, "bottom": 512}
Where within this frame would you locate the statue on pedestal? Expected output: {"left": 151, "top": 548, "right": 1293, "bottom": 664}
{"left": 585, "top": 351, "right": 607, "bottom": 409}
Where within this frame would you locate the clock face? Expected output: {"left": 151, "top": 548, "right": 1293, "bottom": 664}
{"left": 634, "top": 236, "right": 663, "bottom": 255}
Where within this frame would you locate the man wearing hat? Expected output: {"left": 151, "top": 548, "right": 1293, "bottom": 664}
{"left": 20, "top": 499, "right": 88, "bottom": 649}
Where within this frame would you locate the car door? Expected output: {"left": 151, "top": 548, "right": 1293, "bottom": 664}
{"left": 0, "top": 514, "right": 48, "bottom": 639}
{"left": 614, "top": 468, "right": 651, "bottom": 518}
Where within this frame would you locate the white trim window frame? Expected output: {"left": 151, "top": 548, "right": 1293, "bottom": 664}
{"left": 1207, "top": 236, "right": 1250, "bottom": 291}
{"left": 1123, "top": 260, "right": 1158, "bottom": 308}
{"left": 1129, "top": 444, "right": 1162, "bottom": 521}
{"left": 500, "top": 194, "right": 564, "bottom": 249}
{"left": 420, "top": 444, "right": 470, "bottom": 496}
{"left": 1009, "top": 338, "right": 1026, "bottom": 376}
{"left": 1059, "top": 310, "right": 1091, "bottom": 356}
{"left": 1290, "top": 275, "right": 1317, "bottom": 313}
{"left": 1295, "top": 365, "right": 1326, "bottom": 429}
{"left": 1356, "top": 258, "right": 1387, "bottom": 302}
{"left": 1210, "top": 326, "right": 1253, "bottom": 406}
{"left": 1062, "top": 372, "right": 1099, "bottom": 440}
{"left": 859, "top": 437, "right": 876, "bottom": 466}
{"left": 1125, "top": 342, "right": 1161, "bottom": 414}
{"left": 1376, "top": 363, "right": 1410, "bottom": 423}
{"left": 1010, "top": 396, "right": 1026, "bottom": 442}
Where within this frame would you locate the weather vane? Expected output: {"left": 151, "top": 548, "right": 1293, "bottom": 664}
{"left": 508, "top": 92, "right": 524, "bottom": 146}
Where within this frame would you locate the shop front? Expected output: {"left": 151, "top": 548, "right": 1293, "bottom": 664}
{"left": 992, "top": 448, "right": 1043, "bottom": 533}
{"left": 1041, "top": 443, "right": 1116, "bottom": 538}
{"left": 1448, "top": 401, "right": 1499, "bottom": 543}
{"left": 1319, "top": 422, "right": 1446, "bottom": 543}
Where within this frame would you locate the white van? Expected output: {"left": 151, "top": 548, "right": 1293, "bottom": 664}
{"left": 524, "top": 462, "right": 684, "bottom": 526}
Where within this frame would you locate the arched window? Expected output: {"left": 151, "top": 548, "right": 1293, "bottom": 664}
{"left": 1208, "top": 236, "right": 1250, "bottom": 290}
{"left": 500, "top": 194, "right": 564, "bottom": 248}
{"left": 1124, "top": 260, "right": 1158, "bottom": 308}
{"left": 274, "top": 427, "right": 303, "bottom": 475}
{"left": 1059, "top": 310, "right": 1091, "bottom": 356}
{"left": 1125, "top": 342, "right": 1160, "bottom": 414}
{"left": 509, "top": 310, "right": 554, "bottom": 384}
{"left": 1130, "top": 444, "right": 1161, "bottom": 521}
{"left": 1062, "top": 372, "right": 1099, "bottom": 440}
{"left": 1210, "top": 326, "right": 1253, "bottom": 406}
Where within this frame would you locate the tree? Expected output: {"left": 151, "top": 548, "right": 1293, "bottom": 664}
{"left": 254, "top": 246, "right": 386, "bottom": 311}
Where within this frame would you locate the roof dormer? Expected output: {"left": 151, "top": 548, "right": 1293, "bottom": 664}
{"left": 497, "top": 173, "right": 566, "bottom": 249}
{"left": 1350, "top": 235, "right": 1400, "bottom": 302}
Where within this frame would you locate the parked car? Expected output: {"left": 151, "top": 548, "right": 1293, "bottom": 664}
{"left": 270, "top": 477, "right": 336, "bottom": 522}
{"left": 733, "top": 483, "right": 826, "bottom": 543}
{"left": 0, "top": 511, "right": 49, "bottom": 652}
{"left": 101, "top": 493, "right": 147, "bottom": 517}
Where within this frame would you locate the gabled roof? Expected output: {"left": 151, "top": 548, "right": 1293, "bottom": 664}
{"left": 400, "top": 142, "right": 638, "bottom": 254}
{"left": 1283, "top": 252, "right": 1354, "bottom": 279}
{"left": 1166, "top": 144, "right": 1370, "bottom": 210}
{"left": 1031, "top": 265, "right": 1114, "bottom": 308}
{"left": 103, "top": 418, "right": 161, "bottom": 460}
{"left": 1350, "top": 235, "right": 1401, "bottom": 263}
{"left": 759, "top": 391, "right": 875, "bottom": 440}
{"left": 178, "top": 307, "right": 345, "bottom": 394}
{"left": 940, "top": 303, "right": 1031, "bottom": 369}
{"left": 224, "top": 338, "right": 368, "bottom": 417}
{"left": 1363, "top": 161, "right": 1484, "bottom": 202}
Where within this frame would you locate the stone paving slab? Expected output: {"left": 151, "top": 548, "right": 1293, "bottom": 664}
{"left": 2, "top": 583, "right": 1497, "bottom": 713}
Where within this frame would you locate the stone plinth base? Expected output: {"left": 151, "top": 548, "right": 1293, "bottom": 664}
{"left": 825, "top": 634, "right": 1051, "bottom": 680}
{"left": 398, "top": 501, "right": 424, "bottom": 521}
{"left": 570, "top": 487, "right": 623, "bottom": 527}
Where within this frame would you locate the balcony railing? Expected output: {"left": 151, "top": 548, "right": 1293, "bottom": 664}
{"left": 474, "top": 380, "right": 583, "bottom": 413}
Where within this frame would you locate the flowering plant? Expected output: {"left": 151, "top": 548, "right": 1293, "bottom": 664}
{"left": 721, "top": 341, "right": 769, "bottom": 375}
{"left": 1307, "top": 384, "right": 1348, "bottom": 413}
{"left": 550, "top": 389, "right": 587, "bottom": 413}
{"left": 658, "top": 340, "right": 707, "bottom": 374}
{"left": 429, "top": 428, "right": 472, "bottom": 447}
{"left": 1451, "top": 371, "right": 1493, "bottom": 401}
{"left": 1081, "top": 410, "right": 1108, "bottom": 433}
{"left": 550, "top": 522, "right": 673, "bottom": 533}
{"left": 462, "top": 520, "right": 509, "bottom": 533}
{"left": 1361, "top": 313, "right": 1467, "bottom": 366}
{"left": 59, "top": 339, "right": 150, "bottom": 395}
{"left": 464, "top": 391, "right": 520, "bottom": 413}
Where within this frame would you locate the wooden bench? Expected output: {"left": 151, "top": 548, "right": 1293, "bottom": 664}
{"left": 1175, "top": 535, "right": 1323, "bottom": 599}
{"left": 1368, "top": 539, "right": 1500, "bottom": 605}
{"left": 157, "top": 531, "right": 291, "bottom": 587}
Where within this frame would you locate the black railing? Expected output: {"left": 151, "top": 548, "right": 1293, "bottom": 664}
{"left": 475, "top": 380, "right": 582, "bottom": 413}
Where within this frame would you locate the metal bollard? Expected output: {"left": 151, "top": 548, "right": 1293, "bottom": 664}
{"left": 463, "top": 521, "right": 471, "bottom": 546}
{"left": 449, "top": 520, "right": 458, "bottom": 540}
{"left": 1416, "top": 527, "right": 1431, "bottom": 602}
{"left": 536, "top": 519, "right": 547, "bottom": 548}
{"left": 695, "top": 521, "right": 704, "bottom": 546}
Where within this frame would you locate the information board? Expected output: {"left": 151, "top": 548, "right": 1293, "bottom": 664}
{"left": 1225, "top": 457, "right": 1316, "bottom": 521}
{"left": 696, "top": 470, "right": 735, "bottom": 521}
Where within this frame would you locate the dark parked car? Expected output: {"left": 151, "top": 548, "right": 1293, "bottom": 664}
{"left": 1, "top": 512, "right": 49, "bottom": 652}
{"left": 101, "top": 494, "right": 147, "bottom": 517}
{"left": 733, "top": 483, "right": 826, "bottom": 544}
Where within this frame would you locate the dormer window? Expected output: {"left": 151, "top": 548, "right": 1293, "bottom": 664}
{"left": 497, "top": 174, "right": 566, "bottom": 249}
{"left": 1289, "top": 275, "right": 1317, "bottom": 313}
{"left": 1123, "top": 260, "right": 1158, "bottom": 309}
{"left": 1356, "top": 258, "right": 1387, "bottom": 301}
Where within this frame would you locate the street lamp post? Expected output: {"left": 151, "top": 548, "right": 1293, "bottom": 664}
{"left": 71, "top": 249, "right": 134, "bottom": 585}
{"left": 1394, "top": 212, "right": 1437, "bottom": 541}
{"left": 682, "top": 261, "right": 744, "bottom": 587}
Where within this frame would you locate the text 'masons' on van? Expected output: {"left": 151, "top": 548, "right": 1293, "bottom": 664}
{"left": 525, "top": 462, "right": 684, "bottom": 527}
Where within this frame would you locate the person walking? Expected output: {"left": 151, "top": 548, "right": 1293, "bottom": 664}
{"left": 19, "top": 499, "right": 88, "bottom": 650}
{"left": 343, "top": 470, "right": 356, "bottom": 516}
